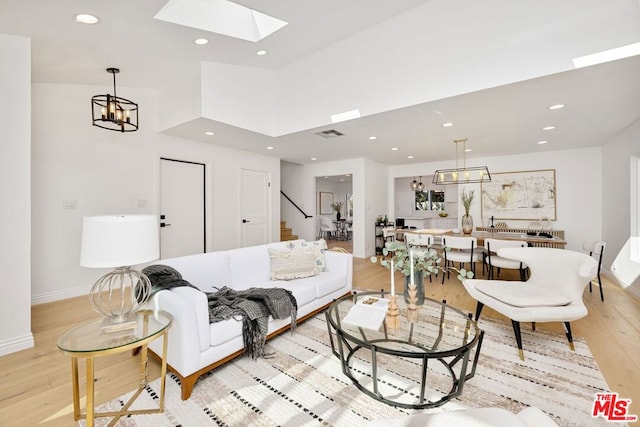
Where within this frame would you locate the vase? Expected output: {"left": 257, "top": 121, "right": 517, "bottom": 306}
{"left": 403, "top": 271, "right": 424, "bottom": 305}
{"left": 461, "top": 214, "right": 473, "bottom": 234}
{"left": 336, "top": 211, "right": 341, "bottom": 221}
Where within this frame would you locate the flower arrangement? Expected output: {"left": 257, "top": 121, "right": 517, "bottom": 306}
{"left": 370, "top": 241, "right": 473, "bottom": 282}
{"left": 461, "top": 188, "right": 475, "bottom": 215}
{"left": 330, "top": 201, "right": 343, "bottom": 214}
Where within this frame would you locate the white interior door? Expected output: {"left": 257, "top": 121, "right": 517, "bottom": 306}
{"left": 160, "top": 158, "right": 205, "bottom": 258}
{"left": 241, "top": 169, "right": 271, "bottom": 247}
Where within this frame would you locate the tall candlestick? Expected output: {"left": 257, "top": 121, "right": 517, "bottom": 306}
{"left": 390, "top": 259, "right": 395, "bottom": 296}
{"left": 409, "top": 248, "right": 415, "bottom": 285}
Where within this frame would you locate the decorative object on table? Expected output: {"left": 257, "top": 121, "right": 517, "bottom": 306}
{"left": 480, "top": 169, "right": 556, "bottom": 220}
{"left": 489, "top": 215, "right": 495, "bottom": 228}
{"left": 406, "top": 248, "right": 419, "bottom": 322}
{"left": 461, "top": 188, "right": 475, "bottom": 234}
{"left": 331, "top": 201, "right": 343, "bottom": 221}
{"left": 385, "top": 259, "right": 400, "bottom": 328}
{"left": 433, "top": 139, "right": 491, "bottom": 185}
{"left": 371, "top": 241, "right": 474, "bottom": 308}
{"left": 438, "top": 211, "right": 448, "bottom": 217}
{"left": 80, "top": 214, "right": 159, "bottom": 333}
{"left": 91, "top": 67, "right": 139, "bottom": 132}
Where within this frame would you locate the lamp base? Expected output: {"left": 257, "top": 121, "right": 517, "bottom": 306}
{"left": 100, "top": 314, "right": 138, "bottom": 334}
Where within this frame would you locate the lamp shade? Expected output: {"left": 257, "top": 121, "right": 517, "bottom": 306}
{"left": 80, "top": 215, "right": 159, "bottom": 268}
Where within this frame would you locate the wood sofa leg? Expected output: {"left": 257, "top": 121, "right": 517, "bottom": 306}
{"left": 474, "top": 302, "right": 484, "bottom": 321}
{"left": 563, "top": 322, "right": 576, "bottom": 351}
{"left": 181, "top": 374, "right": 198, "bottom": 400}
{"left": 511, "top": 320, "right": 524, "bottom": 360}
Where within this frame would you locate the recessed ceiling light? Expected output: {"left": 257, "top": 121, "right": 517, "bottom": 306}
{"left": 408, "top": 155, "right": 414, "bottom": 159}
{"left": 204, "top": 131, "right": 215, "bottom": 136}
{"left": 442, "top": 122, "right": 453, "bottom": 128}
{"left": 266, "top": 146, "right": 274, "bottom": 150}
{"left": 464, "top": 148, "right": 472, "bottom": 152}
{"left": 340, "top": 179, "right": 344, "bottom": 182}
{"left": 345, "top": 174, "right": 350, "bottom": 177}
{"left": 194, "top": 38, "right": 209, "bottom": 45}
{"left": 369, "top": 136, "right": 377, "bottom": 140}
{"left": 311, "top": 157, "right": 317, "bottom": 161}
{"left": 324, "top": 176, "right": 328, "bottom": 178}
{"left": 391, "top": 147, "right": 399, "bottom": 151}
{"left": 256, "top": 50, "right": 267, "bottom": 56}
{"left": 74, "top": 14, "right": 100, "bottom": 24}
{"left": 537, "top": 140, "right": 548, "bottom": 145}
{"left": 548, "top": 104, "right": 565, "bottom": 110}
{"left": 543, "top": 126, "right": 556, "bottom": 131}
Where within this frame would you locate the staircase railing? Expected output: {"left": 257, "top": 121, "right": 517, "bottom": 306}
{"left": 281, "top": 191, "right": 313, "bottom": 219}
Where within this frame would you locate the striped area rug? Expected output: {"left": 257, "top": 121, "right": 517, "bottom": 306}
{"left": 83, "top": 310, "right": 617, "bottom": 427}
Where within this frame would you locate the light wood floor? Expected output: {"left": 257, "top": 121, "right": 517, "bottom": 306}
{"left": 1, "top": 246, "right": 639, "bottom": 426}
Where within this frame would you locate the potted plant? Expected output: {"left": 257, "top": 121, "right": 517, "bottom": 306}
{"left": 370, "top": 241, "right": 473, "bottom": 304}
{"left": 460, "top": 188, "right": 475, "bottom": 234}
{"left": 331, "top": 201, "right": 344, "bottom": 220}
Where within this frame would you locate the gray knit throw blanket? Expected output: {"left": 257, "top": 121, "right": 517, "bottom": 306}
{"left": 141, "top": 264, "right": 298, "bottom": 360}
{"left": 206, "top": 286, "right": 297, "bottom": 359}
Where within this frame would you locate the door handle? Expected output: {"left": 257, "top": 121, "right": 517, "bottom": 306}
{"left": 242, "top": 219, "right": 251, "bottom": 223}
{"left": 160, "top": 222, "right": 172, "bottom": 227}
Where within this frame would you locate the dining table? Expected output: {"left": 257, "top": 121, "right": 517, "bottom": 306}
{"left": 399, "top": 228, "right": 567, "bottom": 248}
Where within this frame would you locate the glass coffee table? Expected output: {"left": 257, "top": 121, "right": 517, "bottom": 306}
{"left": 325, "top": 291, "right": 483, "bottom": 409}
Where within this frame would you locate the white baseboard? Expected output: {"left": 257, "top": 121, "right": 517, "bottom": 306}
{"left": 0, "top": 333, "right": 34, "bottom": 356}
{"left": 31, "top": 285, "right": 90, "bottom": 305}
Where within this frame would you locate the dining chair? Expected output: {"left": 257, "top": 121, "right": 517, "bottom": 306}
{"left": 382, "top": 227, "right": 396, "bottom": 258}
{"left": 404, "top": 233, "right": 436, "bottom": 282}
{"left": 441, "top": 235, "right": 480, "bottom": 283}
{"left": 582, "top": 240, "right": 606, "bottom": 301}
{"left": 318, "top": 216, "right": 337, "bottom": 240}
{"left": 484, "top": 238, "right": 528, "bottom": 281}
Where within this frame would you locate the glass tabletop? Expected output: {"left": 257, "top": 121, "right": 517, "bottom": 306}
{"left": 57, "top": 310, "right": 172, "bottom": 354}
{"left": 327, "top": 292, "right": 479, "bottom": 357}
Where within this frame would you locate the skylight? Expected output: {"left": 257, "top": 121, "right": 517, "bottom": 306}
{"left": 154, "top": 0, "right": 288, "bottom": 42}
{"left": 572, "top": 42, "right": 640, "bottom": 68}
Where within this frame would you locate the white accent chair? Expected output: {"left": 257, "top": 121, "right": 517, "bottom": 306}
{"left": 484, "top": 238, "right": 528, "bottom": 281}
{"left": 382, "top": 227, "right": 396, "bottom": 258}
{"left": 463, "top": 247, "right": 597, "bottom": 360}
{"left": 318, "top": 216, "right": 337, "bottom": 240}
{"left": 582, "top": 240, "right": 606, "bottom": 301}
{"left": 442, "top": 235, "right": 481, "bottom": 283}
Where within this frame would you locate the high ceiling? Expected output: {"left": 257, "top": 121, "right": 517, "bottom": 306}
{"left": 2, "top": 0, "right": 640, "bottom": 165}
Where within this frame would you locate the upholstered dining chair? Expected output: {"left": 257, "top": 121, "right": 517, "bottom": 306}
{"left": 484, "top": 238, "right": 528, "bottom": 281}
{"left": 318, "top": 216, "right": 337, "bottom": 240}
{"left": 582, "top": 240, "right": 606, "bottom": 301}
{"left": 463, "top": 247, "right": 598, "bottom": 360}
{"left": 405, "top": 233, "right": 436, "bottom": 282}
{"left": 441, "top": 235, "right": 480, "bottom": 283}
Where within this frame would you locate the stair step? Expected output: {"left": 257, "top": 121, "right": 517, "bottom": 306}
{"left": 281, "top": 234, "right": 298, "bottom": 241}
{"left": 281, "top": 228, "right": 293, "bottom": 237}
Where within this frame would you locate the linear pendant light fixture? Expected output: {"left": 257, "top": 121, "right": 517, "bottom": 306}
{"left": 91, "top": 67, "right": 138, "bottom": 132}
{"left": 433, "top": 139, "right": 491, "bottom": 185}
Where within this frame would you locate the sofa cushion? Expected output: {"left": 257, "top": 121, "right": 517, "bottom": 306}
{"left": 476, "top": 281, "right": 571, "bottom": 307}
{"left": 269, "top": 247, "right": 318, "bottom": 280}
{"left": 209, "top": 317, "right": 243, "bottom": 347}
{"left": 286, "top": 239, "right": 328, "bottom": 271}
{"left": 160, "top": 251, "right": 231, "bottom": 292}
{"left": 268, "top": 279, "right": 317, "bottom": 307}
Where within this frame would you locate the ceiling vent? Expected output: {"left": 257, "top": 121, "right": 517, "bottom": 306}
{"left": 315, "top": 129, "right": 344, "bottom": 138}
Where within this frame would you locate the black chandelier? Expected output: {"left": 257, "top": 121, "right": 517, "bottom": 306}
{"left": 91, "top": 68, "right": 138, "bottom": 132}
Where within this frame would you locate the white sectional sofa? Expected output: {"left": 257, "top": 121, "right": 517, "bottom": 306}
{"left": 145, "top": 240, "right": 353, "bottom": 400}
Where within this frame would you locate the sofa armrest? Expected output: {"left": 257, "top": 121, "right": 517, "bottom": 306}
{"left": 325, "top": 250, "right": 353, "bottom": 288}
{"left": 146, "top": 287, "right": 210, "bottom": 377}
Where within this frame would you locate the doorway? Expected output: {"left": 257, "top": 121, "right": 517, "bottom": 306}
{"left": 159, "top": 158, "right": 206, "bottom": 259}
{"left": 315, "top": 174, "right": 353, "bottom": 253}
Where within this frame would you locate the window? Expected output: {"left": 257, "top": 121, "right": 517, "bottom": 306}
{"left": 414, "top": 190, "right": 445, "bottom": 211}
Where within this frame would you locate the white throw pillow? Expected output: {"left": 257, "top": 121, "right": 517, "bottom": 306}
{"left": 269, "top": 248, "right": 319, "bottom": 280}
{"left": 286, "top": 239, "right": 328, "bottom": 272}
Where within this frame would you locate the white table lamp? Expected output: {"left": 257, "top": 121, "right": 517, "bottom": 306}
{"left": 80, "top": 215, "right": 159, "bottom": 332}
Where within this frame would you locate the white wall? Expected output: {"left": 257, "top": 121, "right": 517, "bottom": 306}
{"left": 0, "top": 35, "right": 33, "bottom": 355}
{"left": 30, "top": 83, "right": 281, "bottom": 304}
{"left": 389, "top": 147, "right": 602, "bottom": 252}
{"left": 602, "top": 118, "right": 640, "bottom": 295}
